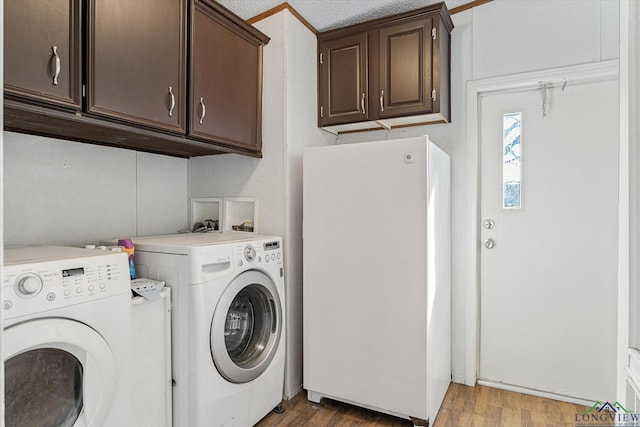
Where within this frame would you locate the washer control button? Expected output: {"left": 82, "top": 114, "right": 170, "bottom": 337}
{"left": 3, "top": 300, "right": 13, "bottom": 310}
{"left": 76, "top": 287, "right": 82, "bottom": 294}
{"left": 46, "top": 293, "right": 56, "bottom": 301}
{"left": 64, "top": 289, "right": 71, "bottom": 296}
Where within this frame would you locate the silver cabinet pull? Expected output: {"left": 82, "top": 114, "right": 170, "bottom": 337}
{"left": 168, "top": 87, "right": 175, "bottom": 117}
{"left": 380, "top": 90, "right": 384, "bottom": 112}
{"left": 361, "top": 93, "right": 366, "bottom": 115}
{"left": 199, "top": 97, "right": 206, "bottom": 124}
{"left": 52, "top": 46, "right": 61, "bottom": 85}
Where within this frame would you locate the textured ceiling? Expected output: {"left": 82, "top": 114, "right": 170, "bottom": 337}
{"left": 217, "top": 0, "right": 469, "bottom": 32}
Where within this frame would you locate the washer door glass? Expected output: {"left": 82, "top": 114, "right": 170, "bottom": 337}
{"left": 5, "top": 348, "right": 83, "bottom": 427}
{"left": 211, "top": 270, "right": 282, "bottom": 383}
{"left": 3, "top": 318, "right": 117, "bottom": 427}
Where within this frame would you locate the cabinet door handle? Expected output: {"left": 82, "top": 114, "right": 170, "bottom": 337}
{"left": 52, "top": 46, "right": 61, "bottom": 85}
{"left": 168, "top": 87, "right": 175, "bottom": 117}
{"left": 361, "top": 93, "right": 366, "bottom": 115}
{"left": 380, "top": 90, "right": 384, "bottom": 112}
{"left": 432, "top": 89, "right": 437, "bottom": 102}
{"left": 199, "top": 97, "right": 206, "bottom": 124}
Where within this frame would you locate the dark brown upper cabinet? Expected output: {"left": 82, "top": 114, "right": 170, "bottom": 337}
{"left": 4, "top": 0, "right": 269, "bottom": 158}
{"left": 378, "top": 18, "right": 433, "bottom": 119}
{"left": 318, "top": 2, "right": 453, "bottom": 134}
{"left": 190, "top": 0, "right": 269, "bottom": 153}
{"left": 87, "top": 0, "right": 187, "bottom": 133}
{"left": 4, "top": 0, "right": 82, "bottom": 110}
{"left": 318, "top": 32, "right": 369, "bottom": 126}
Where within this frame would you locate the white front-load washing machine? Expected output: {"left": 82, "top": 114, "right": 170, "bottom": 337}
{"left": 2, "top": 246, "right": 131, "bottom": 427}
{"left": 132, "top": 232, "right": 285, "bottom": 427}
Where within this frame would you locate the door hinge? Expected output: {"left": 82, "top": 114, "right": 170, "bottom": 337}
{"left": 320, "top": 105, "right": 324, "bottom": 118}
{"left": 432, "top": 27, "right": 437, "bottom": 40}
{"left": 320, "top": 52, "right": 323, "bottom": 65}
{"left": 431, "top": 89, "right": 437, "bottom": 102}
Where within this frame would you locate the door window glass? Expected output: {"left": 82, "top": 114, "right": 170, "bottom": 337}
{"left": 5, "top": 348, "right": 83, "bottom": 427}
{"left": 224, "top": 284, "right": 274, "bottom": 367}
{"left": 503, "top": 112, "right": 522, "bottom": 209}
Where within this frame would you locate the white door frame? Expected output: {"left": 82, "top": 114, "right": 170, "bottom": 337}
{"left": 617, "top": 0, "right": 638, "bottom": 405}
{"left": 464, "top": 59, "right": 619, "bottom": 386}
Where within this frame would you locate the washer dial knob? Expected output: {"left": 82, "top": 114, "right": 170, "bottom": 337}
{"left": 244, "top": 245, "right": 256, "bottom": 262}
{"left": 15, "top": 274, "right": 43, "bottom": 297}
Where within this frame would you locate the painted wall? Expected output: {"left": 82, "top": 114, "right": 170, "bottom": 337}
{"left": 280, "top": 12, "right": 336, "bottom": 397}
{"left": 337, "top": 0, "right": 619, "bottom": 384}
{"left": 3, "top": 132, "right": 188, "bottom": 247}
{"left": 472, "top": 0, "right": 618, "bottom": 80}
{"left": 188, "top": 9, "right": 332, "bottom": 397}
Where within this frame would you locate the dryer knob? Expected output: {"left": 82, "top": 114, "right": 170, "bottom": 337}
{"left": 244, "top": 245, "right": 256, "bottom": 262}
{"left": 16, "top": 274, "right": 43, "bottom": 296}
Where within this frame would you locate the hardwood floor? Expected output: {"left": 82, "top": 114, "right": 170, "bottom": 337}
{"left": 256, "top": 383, "right": 595, "bottom": 426}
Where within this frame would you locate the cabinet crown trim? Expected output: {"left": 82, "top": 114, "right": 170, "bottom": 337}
{"left": 197, "top": 0, "right": 270, "bottom": 44}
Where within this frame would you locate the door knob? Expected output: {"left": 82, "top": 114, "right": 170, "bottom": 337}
{"left": 484, "top": 239, "right": 496, "bottom": 249}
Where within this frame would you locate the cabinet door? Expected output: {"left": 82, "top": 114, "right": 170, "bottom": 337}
{"left": 4, "top": 0, "right": 82, "bottom": 109}
{"left": 190, "top": 2, "right": 263, "bottom": 153}
{"left": 378, "top": 18, "right": 433, "bottom": 119}
{"left": 318, "top": 33, "right": 369, "bottom": 126}
{"left": 88, "top": 0, "right": 187, "bottom": 133}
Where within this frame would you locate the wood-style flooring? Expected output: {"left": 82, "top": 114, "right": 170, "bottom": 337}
{"left": 256, "top": 383, "right": 598, "bottom": 426}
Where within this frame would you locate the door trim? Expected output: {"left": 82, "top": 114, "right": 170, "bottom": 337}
{"left": 464, "top": 59, "right": 619, "bottom": 386}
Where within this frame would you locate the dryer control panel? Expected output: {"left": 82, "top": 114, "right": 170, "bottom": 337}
{"left": 235, "top": 239, "right": 282, "bottom": 268}
{"left": 2, "top": 246, "right": 130, "bottom": 320}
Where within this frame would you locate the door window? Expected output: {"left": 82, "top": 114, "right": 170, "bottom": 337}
{"left": 225, "top": 285, "right": 276, "bottom": 367}
{"left": 3, "top": 318, "right": 118, "bottom": 426}
{"left": 503, "top": 112, "right": 522, "bottom": 209}
{"left": 211, "top": 270, "right": 282, "bottom": 383}
{"left": 5, "top": 348, "right": 83, "bottom": 427}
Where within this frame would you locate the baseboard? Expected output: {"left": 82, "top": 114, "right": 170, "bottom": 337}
{"left": 284, "top": 384, "right": 303, "bottom": 400}
{"left": 476, "top": 380, "right": 594, "bottom": 406}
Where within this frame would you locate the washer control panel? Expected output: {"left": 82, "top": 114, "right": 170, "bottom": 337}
{"left": 2, "top": 247, "right": 130, "bottom": 319}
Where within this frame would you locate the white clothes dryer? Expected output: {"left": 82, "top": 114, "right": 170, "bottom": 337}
{"left": 2, "top": 246, "right": 131, "bottom": 427}
{"left": 132, "top": 232, "right": 285, "bottom": 427}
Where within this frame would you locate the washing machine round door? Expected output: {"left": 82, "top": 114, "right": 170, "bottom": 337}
{"left": 211, "top": 270, "right": 282, "bottom": 383}
{"left": 3, "top": 318, "right": 117, "bottom": 427}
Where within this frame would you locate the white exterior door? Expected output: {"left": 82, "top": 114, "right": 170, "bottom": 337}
{"left": 479, "top": 79, "right": 618, "bottom": 402}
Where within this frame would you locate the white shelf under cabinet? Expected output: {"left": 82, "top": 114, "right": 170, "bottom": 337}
{"left": 223, "top": 197, "right": 258, "bottom": 233}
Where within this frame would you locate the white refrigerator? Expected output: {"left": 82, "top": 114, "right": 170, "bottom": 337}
{"left": 302, "top": 136, "right": 451, "bottom": 425}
